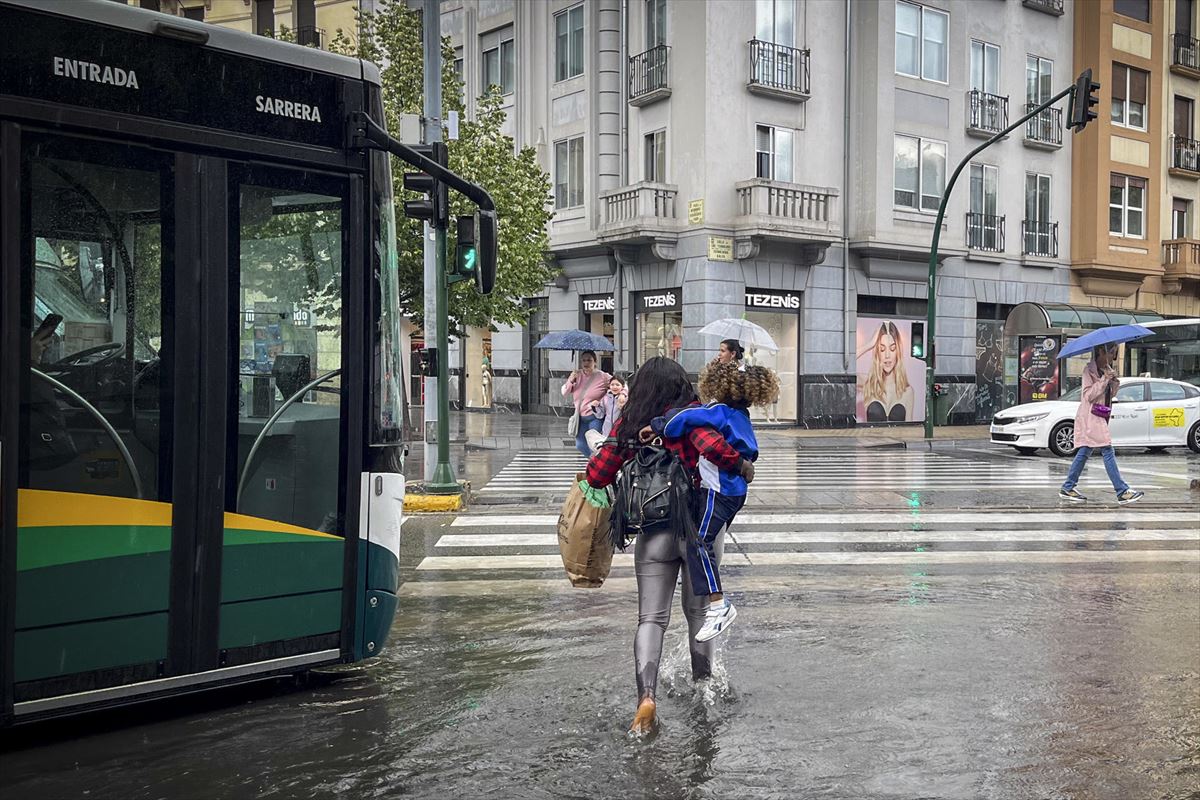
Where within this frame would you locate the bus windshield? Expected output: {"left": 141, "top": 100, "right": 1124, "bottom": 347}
{"left": 373, "top": 150, "right": 406, "bottom": 444}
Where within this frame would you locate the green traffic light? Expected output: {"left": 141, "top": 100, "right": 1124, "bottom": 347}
{"left": 460, "top": 246, "right": 477, "bottom": 274}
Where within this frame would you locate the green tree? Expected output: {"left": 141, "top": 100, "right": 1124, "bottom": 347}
{"left": 331, "top": 0, "right": 554, "bottom": 334}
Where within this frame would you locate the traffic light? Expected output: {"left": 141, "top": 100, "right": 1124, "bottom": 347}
{"left": 1067, "top": 68, "right": 1100, "bottom": 132}
{"left": 910, "top": 321, "right": 926, "bottom": 360}
{"left": 401, "top": 142, "right": 448, "bottom": 227}
{"left": 453, "top": 211, "right": 498, "bottom": 294}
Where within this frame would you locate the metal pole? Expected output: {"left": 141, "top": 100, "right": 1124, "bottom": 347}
{"left": 422, "top": 0, "right": 441, "bottom": 482}
{"left": 924, "top": 84, "right": 1074, "bottom": 439}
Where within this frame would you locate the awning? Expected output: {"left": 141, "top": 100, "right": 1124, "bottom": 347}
{"left": 1003, "top": 302, "right": 1165, "bottom": 337}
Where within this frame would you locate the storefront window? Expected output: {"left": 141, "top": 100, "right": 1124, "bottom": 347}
{"left": 635, "top": 290, "right": 682, "bottom": 367}
{"left": 744, "top": 289, "right": 801, "bottom": 423}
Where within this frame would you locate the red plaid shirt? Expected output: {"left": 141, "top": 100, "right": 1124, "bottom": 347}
{"left": 584, "top": 410, "right": 744, "bottom": 489}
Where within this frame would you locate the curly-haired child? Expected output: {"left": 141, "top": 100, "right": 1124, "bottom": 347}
{"left": 647, "top": 360, "right": 780, "bottom": 641}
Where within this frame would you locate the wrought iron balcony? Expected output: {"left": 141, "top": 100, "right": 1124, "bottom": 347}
{"left": 597, "top": 182, "right": 679, "bottom": 245}
{"left": 966, "top": 212, "right": 1005, "bottom": 253}
{"left": 1022, "top": 220, "right": 1058, "bottom": 258}
{"left": 629, "top": 45, "right": 670, "bottom": 106}
{"left": 1171, "top": 33, "right": 1200, "bottom": 74}
{"left": 1022, "top": 0, "right": 1064, "bottom": 15}
{"left": 1170, "top": 134, "right": 1200, "bottom": 175}
{"left": 966, "top": 90, "right": 1008, "bottom": 136}
{"left": 296, "top": 26, "right": 324, "bottom": 48}
{"left": 1163, "top": 238, "right": 1200, "bottom": 288}
{"left": 747, "top": 39, "right": 810, "bottom": 101}
{"left": 1023, "top": 104, "right": 1062, "bottom": 149}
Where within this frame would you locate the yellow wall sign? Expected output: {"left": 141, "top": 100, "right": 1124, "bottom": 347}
{"left": 707, "top": 235, "right": 734, "bottom": 262}
{"left": 687, "top": 199, "right": 704, "bottom": 225}
{"left": 1153, "top": 407, "right": 1185, "bottom": 427}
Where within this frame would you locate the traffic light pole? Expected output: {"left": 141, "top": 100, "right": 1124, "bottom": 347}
{"left": 422, "top": 0, "right": 441, "bottom": 484}
{"left": 922, "top": 82, "right": 1075, "bottom": 440}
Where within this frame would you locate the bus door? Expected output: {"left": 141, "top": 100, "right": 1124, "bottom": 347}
{"left": 6, "top": 132, "right": 180, "bottom": 707}
{"left": 221, "top": 163, "right": 349, "bottom": 667}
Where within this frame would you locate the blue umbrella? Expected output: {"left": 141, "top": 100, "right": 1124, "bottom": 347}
{"left": 534, "top": 329, "right": 615, "bottom": 351}
{"left": 1057, "top": 324, "right": 1155, "bottom": 360}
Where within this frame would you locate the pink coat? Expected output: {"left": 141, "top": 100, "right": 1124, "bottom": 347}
{"left": 561, "top": 369, "right": 611, "bottom": 418}
{"left": 1073, "top": 360, "right": 1118, "bottom": 448}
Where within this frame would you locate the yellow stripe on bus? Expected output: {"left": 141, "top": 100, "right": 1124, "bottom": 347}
{"left": 17, "top": 489, "right": 172, "bottom": 528}
{"left": 17, "top": 489, "right": 338, "bottom": 540}
{"left": 222, "top": 512, "right": 340, "bottom": 539}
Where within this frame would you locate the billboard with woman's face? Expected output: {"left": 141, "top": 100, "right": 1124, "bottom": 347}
{"left": 855, "top": 317, "right": 927, "bottom": 423}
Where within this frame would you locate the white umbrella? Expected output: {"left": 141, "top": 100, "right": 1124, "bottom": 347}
{"left": 698, "top": 318, "right": 779, "bottom": 352}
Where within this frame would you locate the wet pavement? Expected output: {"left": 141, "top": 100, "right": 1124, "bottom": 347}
{"left": 2, "top": 445, "right": 1198, "bottom": 800}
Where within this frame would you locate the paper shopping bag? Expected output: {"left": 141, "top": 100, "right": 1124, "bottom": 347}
{"left": 556, "top": 474, "right": 613, "bottom": 588}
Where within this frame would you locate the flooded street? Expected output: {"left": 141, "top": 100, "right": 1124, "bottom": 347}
{"left": 3, "top": 561, "right": 1198, "bottom": 799}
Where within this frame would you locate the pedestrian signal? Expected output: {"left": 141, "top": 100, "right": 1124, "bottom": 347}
{"left": 910, "top": 321, "right": 926, "bottom": 360}
{"left": 1067, "top": 68, "right": 1100, "bottom": 132}
{"left": 454, "top": 212, "right": 497, "bottom": 294}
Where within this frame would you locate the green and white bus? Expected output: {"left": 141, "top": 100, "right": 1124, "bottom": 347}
{"left": 0, "top": 0, "right": 408, "bottom": 724}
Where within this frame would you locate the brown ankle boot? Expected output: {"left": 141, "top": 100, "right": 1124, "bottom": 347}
{"left": 630, "top": 699, "right": 656, "bottom": 734}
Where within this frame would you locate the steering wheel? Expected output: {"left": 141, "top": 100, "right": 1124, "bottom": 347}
{"left": 48, "top": 342, "right": 125, "bottom": 370}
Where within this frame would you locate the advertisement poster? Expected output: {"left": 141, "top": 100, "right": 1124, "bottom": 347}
{"left": 974, "top": 320, "right": 1004, "bottom": 423}
{"left": 855, "top": 317, "right": 926, "bottom": 423}
{"left": 1018, "top": 335, "right": 1061, "bottom": 404}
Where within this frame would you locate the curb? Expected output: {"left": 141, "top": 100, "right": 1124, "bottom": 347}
{"left": 404, "top": 480, "right": 472, "bottom": 513}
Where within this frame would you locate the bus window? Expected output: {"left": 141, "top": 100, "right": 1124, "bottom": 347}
{"left": 232, "top": 173, "right": 345, "bottom": 535}
{"left": 22, "top": 138, "right": 171, "bottom": 502}
{"left": 371, "top": 150, "right": 406, "bottom": 445}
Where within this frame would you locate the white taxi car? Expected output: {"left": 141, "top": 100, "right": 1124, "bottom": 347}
{"left": 990, "top": 377, "right": 1200, "bottom": 457}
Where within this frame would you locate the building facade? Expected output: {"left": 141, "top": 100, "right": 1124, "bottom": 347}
{"left": 1068, "top": 0, "right": 1199, "bottom": 318}
{"left": 112, "top": 0, "right": 361, "bottom": 47}
{"left": 443, "top": 0, "right": 1081, "bottom": 426}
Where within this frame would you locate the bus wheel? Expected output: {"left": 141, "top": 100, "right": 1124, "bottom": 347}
{"left": 1049, "top": 422, "right": 1076, "bottom": 458}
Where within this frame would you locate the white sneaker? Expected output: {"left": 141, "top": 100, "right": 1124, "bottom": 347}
{"left": 695, "top": 600, "right": 736, "bottom": 642}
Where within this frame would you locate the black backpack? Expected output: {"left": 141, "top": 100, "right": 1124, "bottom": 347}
{"left": 610, "top": 442, "right": 697, "bottom": 549}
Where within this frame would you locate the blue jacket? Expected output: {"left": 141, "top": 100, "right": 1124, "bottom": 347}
{"left": 651, "top": 402, "right": 758, "bottom": 496}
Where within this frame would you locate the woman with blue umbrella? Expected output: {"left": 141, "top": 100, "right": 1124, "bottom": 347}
{"left": 1059, "top": 338, "right": 1145, "bottom": 506}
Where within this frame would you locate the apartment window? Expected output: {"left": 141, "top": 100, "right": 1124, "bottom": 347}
{"left": 968, "top": 163, "right": 1000, "bottom": 250}
{"left": 554, "top": 137, "right": 584, "bottom": 209}
{"left": 756, "top": 0, "right": 795, "bottom": 45}
{"left": 755, "top": 124, "right": 794, "bottom": 182}
{"left": 644, "top": 130, "right": 666, "bottom": 182}
{"left": 1172, "top": 198, "right": 1191, "bottom": 239}
{"left": 647, "top": 0, "right": 667, "bottom": 48}
{"left": 251, "top": 0, "right": 273, "bottom": 36}
{"left": 1025, "top": 173, "right": 1051, "bottom": 223}
{"left": 1111, "top": 63, "right": 1149, "bottom": 130}
{"left": 896, "top": 1, "right": 948, "bottom": 83}
{"left": 1026, "top": 55, "right": 1052, "bottom": 105}
{"left": 1176, "top": 96, "right": 1195, "bottom": 139}
{"left": 555, "top": 5, "right": 585, "bottom": 81}
{"left": 182, "top": 3, "right": 204, "bottom": 20}
{"left": 1109, "top": 174, "right": 1146, "bottom": 238}
{"left": 1114, "top": 0, "right": 1150, "bottom": 22}
{"left": 482, "top": 38, "right": 515, "bottom": 95}
{"left": 894, "top": 134, "right": 946, "bottom": 211}
{"left": 970, "top": 40, "right": 1000, "bottom": 95}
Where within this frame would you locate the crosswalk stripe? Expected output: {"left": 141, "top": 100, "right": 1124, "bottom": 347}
{"left": 435, "top": 529, "right": 1199, "bottom": 548}
{"left": 450, "top": 511, "right": 1198, "bottom": 527}
{"left": 415, "top": 550, "right": 1198, "bottom": 571}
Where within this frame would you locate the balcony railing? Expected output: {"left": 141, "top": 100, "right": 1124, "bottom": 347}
{"left": 629, "top": 45, "right": 670, "bottom": 105}
{"left": 597, "top": 182, "right": 678, "bottom": 242}
{"left": 747, "top": 39, "right": 810, "bottom": 99}
{"left": 1022, "top": 220, "right": 1058, "bottom": 258}
{"left": 966, "top": 90, "right": 1009, "bottom": 135}
{"left": 737, "top": 179, "right": 835, "bottom": 226}
{"left": 966, "top": 212, "right": 1005, "bottom": 252}
{"left": 1172, "top": 33, "right": 1200, "bottom": 72}
{"left": 1170, "top": 134, "right": 1200, "bottom": 174}
{"left": 1163, "top": 238, "right": 1200, "bottom": 283}
{"left": 296, "top": 26, "right": 324, "bottom": 48}
{"left": 1024, "top": 104, "right": 1063, "bottom": 148}
{"left": 1022, "top": 0, "right": 1064, "bottom": 15}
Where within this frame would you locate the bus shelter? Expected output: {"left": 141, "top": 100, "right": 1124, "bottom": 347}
{"left": 1126, "top": 319, "right": 1200, "bottom": 386}
{"left": 1000, "top": 303, "right": 1164, "bottom": 406}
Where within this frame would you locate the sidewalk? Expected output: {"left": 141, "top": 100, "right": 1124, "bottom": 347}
{"left": 409, "top": 408, "right": 991, "bottom": 451}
